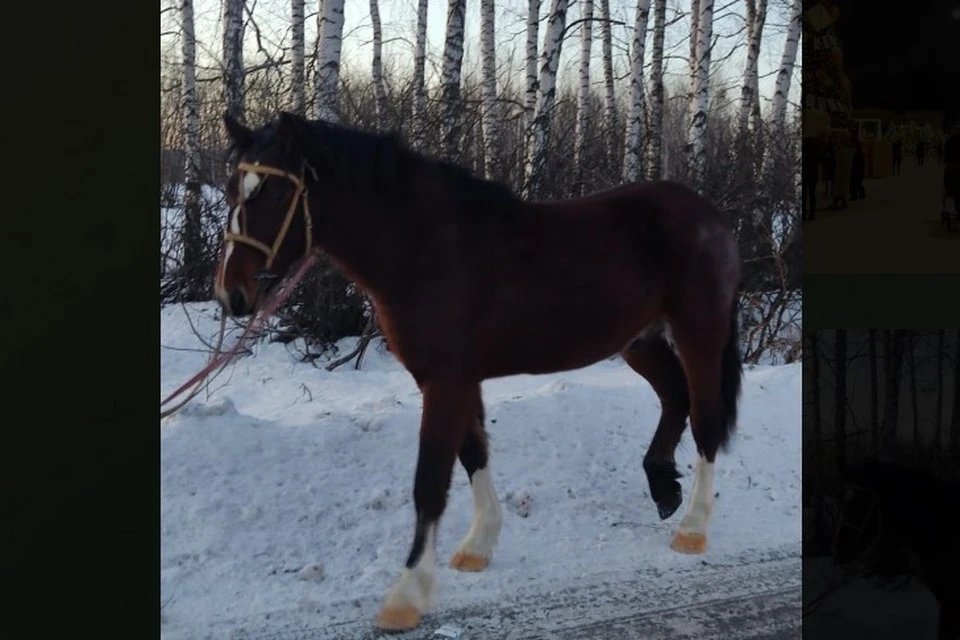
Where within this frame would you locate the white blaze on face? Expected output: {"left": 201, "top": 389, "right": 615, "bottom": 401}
{"left": 241, "top": 171, "right": 262, "bottom": 199}
{"left": 214, "top": 172, "right": 259, "bottom": 301}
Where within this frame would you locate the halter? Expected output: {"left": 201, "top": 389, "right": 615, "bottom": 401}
{"left": 224, "top": 161, "right": 314, "bottom": 271}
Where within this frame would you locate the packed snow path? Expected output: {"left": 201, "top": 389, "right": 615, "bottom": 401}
{"left": 161, "top": 303, "right": 801, "bottom": 639}
{"left": 804, "top": 157, "right": 959, "bottom": 273}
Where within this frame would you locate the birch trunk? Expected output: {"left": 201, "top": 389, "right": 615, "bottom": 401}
{"left": 646, "top": 0, "right": 666, "bottom": 179}
{"left": 768, "top": 0, "right": 801, "bottom": 146}
{"left": 599, "top": 0, "right": 617, "bottom": 167}
{"left": 882, "top": 330, "right": 907, "bottom": 459}
{"left": 314, "top": 0, "right": 345, "bottom": 122}
{"left": 370, "top": 0, "right": 388, "bottom": 129}
{"left": 524, "top": 0, "right": 542, "bottom": 131}
{"left": 523, "top": 0, "right": 569, "bottom": 199}
{"left": 180, "top": 0, "right": 204, "bottom": 300}
{"left": 738, "top": 0, "right": 766, "bottom": 135}
{"left": 223, "top": 0, "right": 245, "bottom": 122}
{"left": 440, "top": 0, "right": 467, "bottom": 159}
{"left": 622, "top": 0, "right": 651, "bottom": 183}
{"left": 574, "top": 0, "right": 594, "bottom": 193}
{"left": 412, "top": 0, "right": 429, "bottom": 148}
{"left": 687, "top": 0, "right": 712, "bottom": 186}
{"left": 291, "top": 0, "right": 306, "bottom": 114}
{"left": 480, "top": 0, "right": 499, "bottom": 179}
{"left": 835, "top": 330, "right": 847, "bottom": 472}
{"left": 869, "top": 329, "right": 879, "bottom": 456}
{"left": 936, "top": 329, "right": 944, "bottom": 447}
{"left": 951, "top": 331, "right": 960, "bottom": 457}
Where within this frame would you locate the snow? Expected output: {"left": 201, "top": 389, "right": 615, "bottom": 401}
{"left": 161, "top": 302, "right": 801, "bottom": 638}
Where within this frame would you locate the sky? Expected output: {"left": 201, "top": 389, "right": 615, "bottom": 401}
{"left": 161, "top": 0, "right": 802, "bottom": 117}
{"left": 831, "top": 0, "right": 960, "bottom": 122}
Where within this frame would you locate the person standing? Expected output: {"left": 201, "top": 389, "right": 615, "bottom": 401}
{"left": 850, "top": 131, "right": 866, "bottom": 200}
{"left": 892, "top": 138, "right": 903, "bottom": 175}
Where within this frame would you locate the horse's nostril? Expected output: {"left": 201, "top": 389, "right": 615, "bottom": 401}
{"left": 229, "top": 290, "right": 247, "bottom": 316}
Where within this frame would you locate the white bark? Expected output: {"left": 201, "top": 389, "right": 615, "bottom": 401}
{"left": 599, "top": 0, "right": 617, "bottom": 164}
{"left": 574, "top": 0, "right": 594, "bottom": 193}
{"left": 370, "top": 0, "right": 388, "bottom": 129}
{"left": 687, "top": 0, "right": 713, "bottom": 185}
{"left": 180, "top": 0, "right": 203, "bottom": 297}
{"left": 291, "top": 0, "right": 306, "bottom": 114}
{"left": 412, "top": 0, "right": 429, "bottom": 147}
{"left": 738, "top": 0, "right": 767, "bottom": 135}
{"left": 622, "top": 0, "right": 651, "bottom": 183}
{"left": 523, "top": 0, "right": 569, "bottom": 199}
{"left": 646, "top": 0, "right": 666, "bottom": 179}
{"left": 314, "top": 0, "right": 345, "bottom": 122}
{"left": 223, "top": 0, "right": 245, "bottom": 122}
{"left": 770, "top": 0, "right": 801, "bottom": 141}
{"left": 440, "top": 0, "right": 467, "bottom": 158}
{"left": 480, "top": 0, "right": 499, "bottom": 178}
{"left": 524, "top": 0, "right": 542, "bottom": 131}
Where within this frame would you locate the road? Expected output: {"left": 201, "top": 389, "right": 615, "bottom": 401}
{"left": 225, "top": 549, "right": 800, "bottom": 640}
{"left": 804, "top": 157, "right": 960, "bottom": 273}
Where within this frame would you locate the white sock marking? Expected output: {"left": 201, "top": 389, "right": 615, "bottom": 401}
{"left": 677, "top": 455, "right": 715, "bottom": 537}
{"left": 454, "top": 467, "right": 502, "bottom": 560}
{"left": 384, "top": 525, "right": 437, "bottom": 612}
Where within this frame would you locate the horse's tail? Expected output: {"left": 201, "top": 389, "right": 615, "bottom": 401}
{"left": 718, "top": 297, "right": 743, "bottom": 451}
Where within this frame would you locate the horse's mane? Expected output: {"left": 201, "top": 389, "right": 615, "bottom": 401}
{"left": 300, "top": 119, "right": 521, "bottom": 220}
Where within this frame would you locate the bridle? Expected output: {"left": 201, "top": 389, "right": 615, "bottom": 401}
{"left": 223, "top": 161, "right": 315, "bottom": 271}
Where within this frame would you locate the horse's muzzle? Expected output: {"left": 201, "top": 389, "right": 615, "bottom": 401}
{"left": 228, "top": 289, "right": 252, "bottom": 317}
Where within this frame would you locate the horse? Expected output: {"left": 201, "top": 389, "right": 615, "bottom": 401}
{"left": 213, "top": 111, "right": 743, "bottom": 632}
{"left": 834, "top": 459, "right": 960, "bottom": 639}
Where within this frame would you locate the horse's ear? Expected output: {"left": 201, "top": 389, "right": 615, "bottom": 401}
{"left": 223, "top": 112, "right": 252, "bottom": 150}
{"left": 276, "top": 111, "right": 306, "bottom": 157}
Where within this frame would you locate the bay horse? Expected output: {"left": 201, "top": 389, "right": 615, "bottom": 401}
{"left": 214, "top": 112, "right": 743, "bottom": 632}
{"left": 835, "top": 459, "right": 960, "bottom": 639}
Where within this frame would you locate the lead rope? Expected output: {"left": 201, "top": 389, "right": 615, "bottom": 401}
{"left": 160, "top": 252, "right": 318, "bottom": 419}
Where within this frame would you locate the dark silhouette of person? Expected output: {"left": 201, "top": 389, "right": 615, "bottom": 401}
{"left": 892, "top": 138, "right": 903, "bottom": 176}
{"left": 850, "top": 132, "right": 866, "bottom": 200}
{"left": 803, "top": 135, "right": 822, "bottom": 220}
{"left": 917, "top": 138, "right": 926, "bottom": 166}
{"left": 822, "top": 135, "right": 837, "bottom": 194}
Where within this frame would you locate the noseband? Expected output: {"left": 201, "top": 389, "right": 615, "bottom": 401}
{"left": 224, "top": 161, "right": 314, "bottom": 271}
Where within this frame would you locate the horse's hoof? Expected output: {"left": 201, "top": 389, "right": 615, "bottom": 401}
{"left": 670, "top": 531, "right": 707, "bottom": 555}
{"left": 376, "top": 606, "right": 421, "bottom": 632}
{"left": 450, "top": 551, "right": 489, "bottom": 572}
{"left": 656, "top": 490, "right": 683, "bottom": 521}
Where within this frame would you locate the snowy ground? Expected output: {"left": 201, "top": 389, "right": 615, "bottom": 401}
{"left": 161, "top": 303, "right": 802, "bottom": 639}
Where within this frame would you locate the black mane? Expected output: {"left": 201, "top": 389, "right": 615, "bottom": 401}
{"left": 296, "top": 118, "right": 521, "bottom": 219}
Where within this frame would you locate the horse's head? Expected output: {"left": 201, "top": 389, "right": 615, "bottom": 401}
{"left": 215, "top": 111, "right": 316, "bottom": 317}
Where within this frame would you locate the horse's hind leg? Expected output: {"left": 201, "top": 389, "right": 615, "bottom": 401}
{"left": 450, "top": 388, "right": 502, "bottom": 572}
{"left": 621, "top": 332, "right": 690, "bottom": 521}
{"left": 666, "top": 307, "right": 741, "bottom": 555}
{"left": 376, "top": 380, "right": 475, "bottom": 632}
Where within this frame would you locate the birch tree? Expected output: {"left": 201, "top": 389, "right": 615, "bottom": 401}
{"left": 574, "top": 0, "right": 594, "bottom": 193}
{"left": 291, "top": 0, "right": 306, "bottom": 114}
{"left": 738, "top": 0, "right": 767, "bottom": 135}
{"left": 314, "top": 0, "right": 345, "bottom": 122}
{"left": 622, "top": 0, "right": 651, "bottom": 183}
{"left": 687, "top": 0, "right": 713, "bottom": 185}
{"left": 646, "top": 0, "right": 666, "bottom": 179}
{"left": 599, "top": 0, "right": 617, "bottom": 165}
{"left": 523, "top": 0, "right": 569, "bottom": 199}
{"left": 180, "top": 0, "right": 203, "bottom": 299}
{"left": 223, "top": 0, "right": 245, "bottom": 122}
{"left": 524, "top": 0, "right": 542, "bottom": 131}
{"left": 768, "top": 0, "right": 801, "bottom": 147}
{"left": 440, "top": 0, "right": 467, "bottom": 159}
{"left": 370, "top": 0, "right": 388, "bottom": 129}
{"left": 480, "top": 0, "right": 499, "bottom": 178}
{"left": 411, "top": 0, "right": 429, "bottom": 147}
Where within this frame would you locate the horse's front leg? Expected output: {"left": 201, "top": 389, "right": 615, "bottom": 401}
{"left": 376, "top": 380, "right": 474, "bottom": 632}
